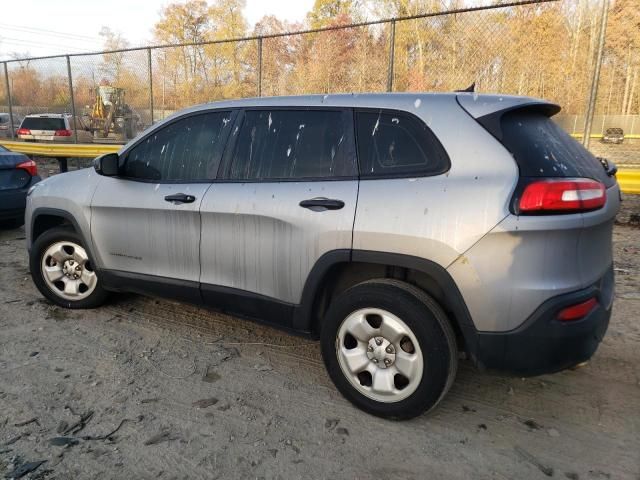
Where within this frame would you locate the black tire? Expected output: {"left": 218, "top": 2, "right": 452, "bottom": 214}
{"left": 30, "top": 226, "right": 109, "bottom": 309}
{"left": 320, "top": 279, "right": 457, "bottom": 419}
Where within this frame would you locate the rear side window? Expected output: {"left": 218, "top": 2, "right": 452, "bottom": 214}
{"left": 123, "top": 111, "right": 232, "bottom": 182}
{"left": 21, "top": 117, "right": 65, "bottom": 131}
{"left": 229, "top": 109, "right": 356, "bottom": 180}
{"left": 356, "top": 110, "right": 449, "bottom": 178}
{"left": 500, "top": 111, "right": 612, "bottom": 186}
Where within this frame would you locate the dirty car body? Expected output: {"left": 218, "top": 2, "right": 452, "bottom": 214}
{"left": 24, "top": 93, "right": 620, "bottom": 418}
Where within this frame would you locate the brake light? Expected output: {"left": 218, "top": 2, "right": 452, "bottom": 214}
{"left": 54, "top": 129, "right": 72, "bottom": 137}
{"left": 17, "top": 128, "right": 31, "bottom": 135}
{"left": 519, "top": 178, "right": 606, "bottom": 213}
{"left": 16, "top": 159, "right": 37, "bottom": 176}
{"left": 557, "top": 297, "right": 598, "bottom": 322}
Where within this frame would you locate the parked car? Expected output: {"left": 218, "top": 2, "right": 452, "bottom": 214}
{"left": 0, "top": 144, "right": 40, "bottom": 227}
{"left": 24, "top": 93, "right": 620, "bottom": 419}
{"left": 0, "top": 113, "right": 23, "bottom": 139}
{"left": 601, "top": 127, "right": 624, "bottom": 144}
{"left": 17, "top": 114, "right": 93, "bottom": 143}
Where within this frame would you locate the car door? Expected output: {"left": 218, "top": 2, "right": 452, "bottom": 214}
{"left": 199, "top": 108, "right": 359, "bottom": 326}
{"left": 90, "top": 110, "right": 234, "bottom": 299}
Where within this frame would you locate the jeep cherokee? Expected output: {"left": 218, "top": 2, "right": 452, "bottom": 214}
{"left": 25, "top": 93, "right": 620, "bottom": 419}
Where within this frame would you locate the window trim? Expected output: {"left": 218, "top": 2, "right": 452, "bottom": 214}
{"left": 118, "top": 109, "right": 238, "bottom": 184}
{"left": 219, "top": 107, "right": 359, "bottom": 183}
{"left": 354, "top": 107, "right": 450, "bottom": 180}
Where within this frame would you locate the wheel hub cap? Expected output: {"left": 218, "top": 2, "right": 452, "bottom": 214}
{"left": 62, "top": 259, "right": 82, "bottom": 279}
{"left": 41, "top": 241, "right": 97, "bottom": 301}
{"left": 366, "top": 336, "right": 395, "bottom": 368}
{"left": 335, "top": 308, "right": 424, "bottom": 403}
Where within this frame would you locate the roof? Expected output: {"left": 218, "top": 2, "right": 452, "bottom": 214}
{"left": 23, "top": 113, "right": 70, "bottom": 118}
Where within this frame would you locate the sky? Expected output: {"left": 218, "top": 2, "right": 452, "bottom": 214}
{"left": 0, "top": 0, "right": 314, "bottom": 61}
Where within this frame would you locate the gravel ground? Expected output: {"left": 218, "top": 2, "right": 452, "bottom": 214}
{"left": 0, "top": 207, "right": 639, "bottom": 479}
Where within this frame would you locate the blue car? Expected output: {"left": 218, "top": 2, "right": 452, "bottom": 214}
{"left": 0, "top": 144, "right": 41, "bottom": 227}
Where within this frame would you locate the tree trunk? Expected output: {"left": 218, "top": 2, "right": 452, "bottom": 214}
{"left": 626, "top": 67, "right": 638, "bottom": 115}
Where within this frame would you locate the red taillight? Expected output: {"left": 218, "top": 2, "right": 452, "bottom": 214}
{"left": 16, "top": 159, "right": 38, "bottom": 176}
{"left": 558, "top": 297, "right": 598, "bottom": 322}
{"left": 54, "top": 129, "right": 72, "bottom": 137}
{"left": 17, "top": 128, "right": 31, "bottom": 135}
{"left": 519, "top": 178, "right": 606, "bottom": 213}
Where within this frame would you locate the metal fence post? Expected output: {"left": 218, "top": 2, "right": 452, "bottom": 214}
{"left": 257, "top": 37, "right": 263, "bottom": 97}
{"left": 66, "top": 55, "right": 79, "bottom": 144}
{"left": 387, "top": 20, "right": 396, "bottom": 92}
{"left": 3, "top": 62, "right": 15, "bottom": 139}
{"left": 148, "top": 48, "right": 154, "bottom": 125}
{"left": 582, "top": 0, "right": 609, "bottom": 149}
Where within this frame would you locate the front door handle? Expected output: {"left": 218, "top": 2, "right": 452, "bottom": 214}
{"left": 164, "top": 193, "right": 196, "bottom": 204}
{"left": 299, "top": 197, "right": 345, "bottom": 211}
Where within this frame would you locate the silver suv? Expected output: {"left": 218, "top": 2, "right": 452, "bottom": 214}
{"left": 25, "top": 93, "right": 620, "bottom": 419}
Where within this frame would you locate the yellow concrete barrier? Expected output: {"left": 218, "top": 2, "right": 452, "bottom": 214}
{"left": 617, "top": 169, "right": 640, "bottom": 195}
{"left": 569, "top": 133, "right": 640, "bottom": 139}
{"left": 0, "top": 140, "right": 122, "bottom": 158}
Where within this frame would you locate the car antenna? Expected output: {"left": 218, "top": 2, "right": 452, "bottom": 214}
{"left": 455, "top": 82, "right": 476, "bottom": 93}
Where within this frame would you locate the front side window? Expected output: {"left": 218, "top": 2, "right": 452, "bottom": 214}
{"left": 229, "top": 109, "right": 356, "bottom": 180}
{"left": 356, "top": 110, "right": 449, "bottom": 178}
{"left": 123, "top": 111, "right": 232, "bottom": 182}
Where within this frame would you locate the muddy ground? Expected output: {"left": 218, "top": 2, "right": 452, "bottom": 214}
{"left": 0, "top": 191, "right": 639, "bottom": 480}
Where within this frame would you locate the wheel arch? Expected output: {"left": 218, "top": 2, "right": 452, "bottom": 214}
{"left": 295, "top": 250, "right": 478, "bottom": 357}
{"left": 31, "top": 208, "right": 79, "bottom": 243}
{"left": 29, "top": 208, "right": 98, "bottom": 266}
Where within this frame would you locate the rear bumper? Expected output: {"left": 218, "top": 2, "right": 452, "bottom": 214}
{"left": 470, "top": 265, "right": 614, "bottom": 376}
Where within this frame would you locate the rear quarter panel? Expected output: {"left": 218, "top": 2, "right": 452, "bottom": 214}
{"left": 353, "top": 95, "right": 519, "bottom": 267}
{"left": 447, "top": 185, "right": 620, "bottom": 332}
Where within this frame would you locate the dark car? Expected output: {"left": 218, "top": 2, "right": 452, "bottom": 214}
{"left": 602, "top": 127, "right": 624, "bottom": 144}
{"left": 0, "top": 144, "right": 41, "bottom": 227}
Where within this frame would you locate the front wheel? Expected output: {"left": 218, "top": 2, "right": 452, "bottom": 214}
{"left": 30, "top": 227, "right": 109, "bottom": 309}
{"left": 320, "top": 279, "right": 457, "bottom": 419}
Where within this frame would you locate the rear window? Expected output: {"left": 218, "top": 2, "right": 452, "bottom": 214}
{"left": 500, "top": 111, "right": 612, "bottom": 186}
{"left": 20, "top": 117, "right": 65, "bottom": 131}
{"left": 356, "top": 110, "right": 449, "bottom": 178}
{"left": 0, "top": 114, "right": 9, "bottom": 123}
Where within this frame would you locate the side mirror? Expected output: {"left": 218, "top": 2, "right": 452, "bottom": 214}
{"left": 94, "top": 153, "right": 120, "bottom": 176}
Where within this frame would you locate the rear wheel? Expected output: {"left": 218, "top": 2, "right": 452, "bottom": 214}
{"left": 30, "top": 227, "right": 108, "bottom": 309}
{"left": 320, "top": 279, "right": 457, "bottom": 419}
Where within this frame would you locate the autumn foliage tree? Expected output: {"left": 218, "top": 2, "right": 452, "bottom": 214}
{"left": 3, "top": 0, "right": 638, "bottom": 128}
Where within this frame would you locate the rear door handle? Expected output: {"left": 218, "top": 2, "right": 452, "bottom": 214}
{"left": 299, "top": 197, "right": 345, "bottom": 211}
{"left": 164, "top": 193, "right": 196, "bottom": 204}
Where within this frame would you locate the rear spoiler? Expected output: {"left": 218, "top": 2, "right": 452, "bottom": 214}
{"left": 456, "top": 94, "right": 560, "bottom": 141}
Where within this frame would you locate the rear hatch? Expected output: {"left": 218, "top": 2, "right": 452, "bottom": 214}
{"left": 18, "top": 117, "right": 67, "bottom": 141}
{"left": 457, "top": 93, "right": 619, "bottom": 310}
{"left": 0, "top": 148, "right": 33, "bottom": 191}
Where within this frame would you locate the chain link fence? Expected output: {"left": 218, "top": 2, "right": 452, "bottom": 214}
{"left": 0, "top": 0, "right": 626, "bottom": 150}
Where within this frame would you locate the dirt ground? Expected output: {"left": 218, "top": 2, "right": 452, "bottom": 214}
{"left": 0, "top": 199, "right": 639, "bottom": 480}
